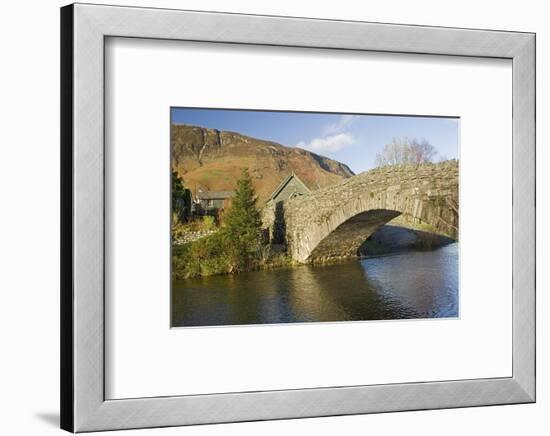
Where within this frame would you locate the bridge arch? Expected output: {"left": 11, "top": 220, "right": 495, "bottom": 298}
{"left": 308, "top": 208, "right": 401, "bottom": 262}
{"left": 265, "top": 162, "right": 459, "bottom": 263}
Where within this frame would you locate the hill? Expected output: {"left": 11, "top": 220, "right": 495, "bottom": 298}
{"left": 171, "top": 124, "right": 354, "bottom": 204}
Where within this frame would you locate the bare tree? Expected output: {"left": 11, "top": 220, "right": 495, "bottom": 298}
{"left": 375, "top": 137, "right": 438, "bottom": 167}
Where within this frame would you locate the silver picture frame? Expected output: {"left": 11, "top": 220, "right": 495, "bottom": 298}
{"left": 60, "top": 3, "right": 535, "bottom": 432}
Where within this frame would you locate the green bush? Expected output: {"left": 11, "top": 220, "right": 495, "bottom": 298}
{"left": 172, "top": 232, "right": 226, "bottom": 279}
{"left": 201, "top": 215, "right": 216, "bottom": 232}
{"left": 172, "top": 168, "right": 266, "bottom": 279}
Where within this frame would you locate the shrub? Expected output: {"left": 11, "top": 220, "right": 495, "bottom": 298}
{"left": 201, "top": 215, "right": 216, "bottom": 232}
{"left": 172, "top": 168, "right": 266, "bottom": 279}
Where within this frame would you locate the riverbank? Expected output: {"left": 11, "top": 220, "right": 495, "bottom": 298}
{"left": 172, "top": 236, "right": 295, "bottom": 280}
{"left": 172, "top": 223, "right": 455, "bottom": 280}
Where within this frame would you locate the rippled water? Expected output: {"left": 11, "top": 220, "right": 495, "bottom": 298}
{"left": 172, "top": 243, "right": 458, "bottom": 327}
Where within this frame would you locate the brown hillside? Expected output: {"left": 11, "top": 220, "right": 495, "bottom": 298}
{"left": 171, "top": 124, "right": 354, "bottom": 204}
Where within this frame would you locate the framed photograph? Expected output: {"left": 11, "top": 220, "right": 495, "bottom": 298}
{"left": 170, "top": 108, "right": 460, "bottom": 327}
{"left": 60, "top": 3, "right": 535, "bottom": 433}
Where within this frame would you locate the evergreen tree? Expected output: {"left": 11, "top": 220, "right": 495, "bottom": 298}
{"left": 172, "top": 170, "right": 185, "bottom": 204}
{"left": 172, "top": 170, "right": 191, "bottom": 221}
{"left": 222, "top": 168, "right": 262, "bottom": 270}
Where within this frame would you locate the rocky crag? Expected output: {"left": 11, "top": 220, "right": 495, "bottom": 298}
{"left": 171, "top": 124, "right": 354, "bottom": 204}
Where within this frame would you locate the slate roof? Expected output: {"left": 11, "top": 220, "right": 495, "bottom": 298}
{"left": 268, "top": 173, "right": 311, "bottom": 202}
{"left": 197, "top": 190, "right": 235, "bottom": 200}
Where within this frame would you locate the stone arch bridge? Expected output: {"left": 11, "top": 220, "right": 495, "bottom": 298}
{"left": 263, "top": 161, "right": 459, "bottom": 263}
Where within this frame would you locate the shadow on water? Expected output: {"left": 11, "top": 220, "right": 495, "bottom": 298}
{"left": 172, "top": 243, "right": 458, "bottom": 327}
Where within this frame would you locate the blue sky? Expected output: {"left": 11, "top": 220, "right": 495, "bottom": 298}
{"left": 171, "top": 108, "right": 459, "bottom": 174}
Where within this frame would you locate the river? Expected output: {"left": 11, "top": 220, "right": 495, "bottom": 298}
{"left": 172, "top": 243, "right": 458, "bottom": 327}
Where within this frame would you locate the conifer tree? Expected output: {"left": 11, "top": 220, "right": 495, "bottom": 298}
{"left": 222, "top": 168, "right": 262, "bottom": 269}
{"left": 171, "top": 170, "right": 191, "bottom": 222}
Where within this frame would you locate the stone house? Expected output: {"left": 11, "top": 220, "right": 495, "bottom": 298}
{"left": 195, "top": 189, "right": 234, "bottom": 215}
{"left": 264, "top": 173, "right": 311, "bottom": 245}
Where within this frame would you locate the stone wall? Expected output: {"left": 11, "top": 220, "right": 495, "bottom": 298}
{"left": 173, "top": 229, "right": 216, "bottom": 246}
{"left": 262, "top": 161, "right": 459, "bottom": 263}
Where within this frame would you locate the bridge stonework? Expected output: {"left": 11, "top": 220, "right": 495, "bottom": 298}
{"left": 262, "top": 161, "right": 459, "bottom": 263}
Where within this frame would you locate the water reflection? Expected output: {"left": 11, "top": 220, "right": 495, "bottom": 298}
{"left": 172, "top": 243, "right": 458, "bottom": 327}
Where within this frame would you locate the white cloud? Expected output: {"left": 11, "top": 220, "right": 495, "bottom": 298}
{"left": 296, "top": 132, "right": 355, "bottom": 153}
{"left": 295, "top": 115, "right": 358, "bottom": 154}
{"left": 322, "top": 115, "right": 357, "bottom": 135}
